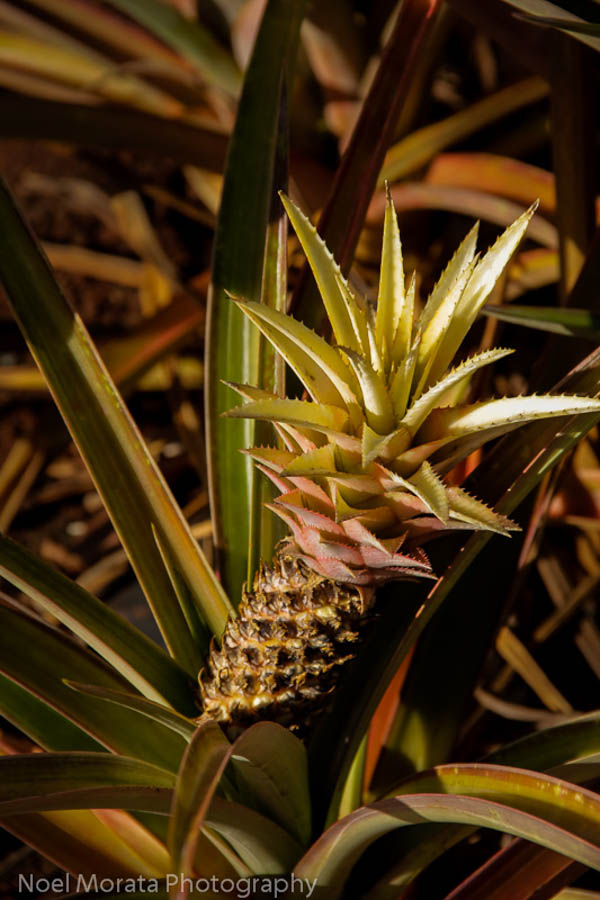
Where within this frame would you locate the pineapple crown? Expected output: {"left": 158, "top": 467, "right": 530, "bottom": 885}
{"left": 224, "top": 190, "right": 600, "bottom": 584}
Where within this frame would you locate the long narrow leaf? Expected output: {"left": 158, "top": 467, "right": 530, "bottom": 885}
{"left": 0, "top": 602, "right": 186, "bottom": 772}
{"left": 66, "top": 683, "right": 196, "bottom": 740}
{"left": 0, "top": 753, "right": 174, "bottom": 815}
{"left": 168, "top": 719, "right": 232, "bottom": 895}
{"left": 294, "top": 786, "right": 600, "bottom": 900}
{"left": 248, "top": 86, "right": 289, "bottom": 579}
{"left": 0, "top": 179, "right": 232, "bottom": 672}
{"left": 0, "top": 809, "right": 164, "bottom": 879}
{"left": 103, "top": 0, "right": 241, "bottom": 95}
{"left": 205, "top": 0, "right": 304, "bottom": 602}
{"left": 0, "top": 673, "right": 101, "bottom": 752}
{"left": 483, "top": 304, "right": 600, "bottom": 339}
{"left": 0, "top": 533, "right": 194, "bottom": 711}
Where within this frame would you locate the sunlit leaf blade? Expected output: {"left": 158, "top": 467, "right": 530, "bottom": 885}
{"left": 226, "top": 397, "right": 349, "bottom": 432}
{"left": 483, "top": 304, "right": 600, "bottom": 339}
{"left": 0, "top": 673, "right": 101, "bottom": 752}
{"left": 374, "top": 712, "right": 600, "bottom": 891}
{"left": 280, "top": 192, "right": 359, "bottom": 350}
{"left": 0, "top": 179, "right": 232, "bottom": 672}
{"left": 379, "top": 77, "right": 548, "bottom": 185}
{"left": 230, "top": 723, "right": 311, "bottom": 847}
{"left": 205, "top": 0, "right": 304, "bottom": 603}
{"left": 0, "top": 753, "right": 174, "bottom": 815}
{"left": 294, "top": 786, "right": 600, "bottom": 900}
{"left": 0, "top": 602, "right": 186, "bottom": 772}
{"left": 427, "top": 152, "right": 556, "bottom": 212}
{"left": 65, "top": 683, "right": 196, "bottom": 740}
{"left": 103, "top": 0, "right": 242, "bottom": 95}
{"left": 0, "top": 809, "right": 165, "bottom": 880}
{"left": 234, "top": 299, "right": 358, "bottom": 408}
{"left": 401, "top": 348, "right": 514, "bottom": 434}
{"left": 0, "top": 31, "right": 183, "bottom": 118}
{"left": 0, "top": 533, "right": 194, "bottom": 711}
{"left": 375, "top": 186, "right": 405, "bottom": 367}
{"left": 421, "top": 395, "right": 600, "bottom": 442}
{"left": 168, "top": 720, "right": 233, "bottom": 892}
{"left": 427, "top": 204, "right": 536, "bottom": 385}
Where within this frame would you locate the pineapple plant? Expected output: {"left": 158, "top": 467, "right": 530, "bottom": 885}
{"left": 200, "top": 190, "right": 600, "bottom": 735}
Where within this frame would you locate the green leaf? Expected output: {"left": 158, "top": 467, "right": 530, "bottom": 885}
{"left": 0, "top": 673, "right": 101, "bottom": 752}
{"left": 373, "top": 712, "right": 600, "bottom": 890}
{"left": 0, "top": 533, "right": 194, "bottom": 712}
{"left": 65, "top": 683, "right": 196, "bottom": 741}
{"left": 488, "top": 711, "right": 600, "bottom": 771}
{"left": 375, "top": 186, "right": 405, "bottom": 368}
{"left": 249, "top": 82, "right": 289, "bottom": 585}
{"left": 0, "top": 753, "right": 174, "bottom": 815}
{"left": 168, "top": 720, "right": 233, "bottom": 881}
{"left": 151, "top": 526, "right": 211, "bottom": 657}
{"left": 339, "top": 349, "right": 395, "bottom": 434}
{"left": 230, "top": 723, "right": 311, "bottom": 847}
{"left": 0, "top": 602, "right": 186, "bottom": 772}
{"left": 483, "top": 304, "right": 600, "bottom": 339}
{"left": 205, "top": 0, "right": 305, "bottom": 603}
{"left": 204, "top": 797, "right": 303, "bottom": 875}
{"left": 1, "top": 809, "right": 167, "bottom": 880}
{"left": 103, "top": 0, "right": 241, "bottom": 95}
{"left": 412, "top": 257, "right": 476, "bottom": 399}
{"left": 0, "top": 178, "right": 232, "bottom": 672}
{"left": 226, "top": 397, "right": 349, "bottom": 433}
{"left": 294, "top": 775, "right": 600, "bottom": 900}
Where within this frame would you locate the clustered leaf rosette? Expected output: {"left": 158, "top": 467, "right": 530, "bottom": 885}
{"left": 225, "top": 191, "right": 600, "bottom": 585}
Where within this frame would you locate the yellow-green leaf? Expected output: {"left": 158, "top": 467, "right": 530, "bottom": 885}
{"left": 421, "top": 394, "right": 600, "bottom": 442}
{"left": 428, "top": 204, "right": 536, "bottom": 385}
{"left": 281, "top": 193, "right": 360, "bottom": 350}
{"left": 402, "top": 348, "right": 514, "bottom": 434}
{"left": 376, "top": 187, "right": 405, "bottom": 369}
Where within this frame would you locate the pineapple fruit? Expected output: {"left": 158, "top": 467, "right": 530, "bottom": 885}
{"left": 200, "top": 190, "right": 600, "bottom": 735}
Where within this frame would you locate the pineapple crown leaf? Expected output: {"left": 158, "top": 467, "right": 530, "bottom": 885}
{"left": 279, "top": 191, "right": 361, "bottom": 352}
{"left": 222, "top": 194, "right": 600, "bottom": 581}
{"left": 401, "top": 347, "right": 516, "bottom": 434}
{"left": 420, "top": 393, "right": 600, "bottom": 443}
{"left": 445, "top": 484, "right": 520, "bottom": 535}
{"left": 232, "top": 297, "right": 359, "bottom": 410}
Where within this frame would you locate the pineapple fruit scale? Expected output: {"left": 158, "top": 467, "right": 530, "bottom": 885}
{"left": 200, "top": 189, "right": 600, "bottom": 735}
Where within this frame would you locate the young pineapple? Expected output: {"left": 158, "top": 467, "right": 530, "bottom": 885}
{"left": 200, "top": 191, "right": 600, "bottom": 735}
